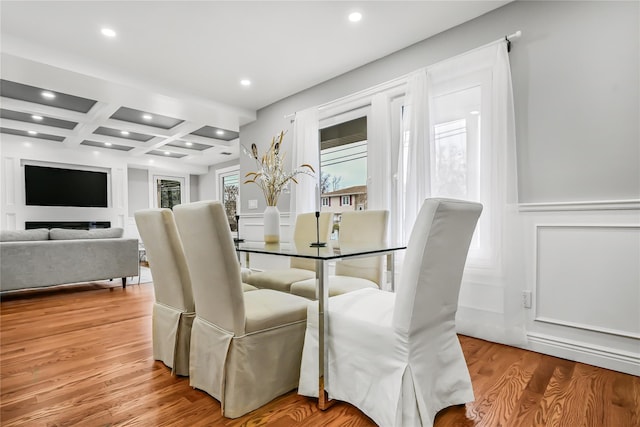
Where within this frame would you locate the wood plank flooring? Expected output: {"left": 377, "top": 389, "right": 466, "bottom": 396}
{"left": 1, "top": 282, "right": 638, "bottom": 426}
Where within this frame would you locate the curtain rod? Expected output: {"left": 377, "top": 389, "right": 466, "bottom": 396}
{"left": 285, "top": 30, "right": 523, "bottom": 120}
{"left": 505, "top": 30, "right": 522, "bottom": 52}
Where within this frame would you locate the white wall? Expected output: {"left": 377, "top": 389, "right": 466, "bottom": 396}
{"left": 1, "top": 137, "right": 203, "bottom": 242}
{"left": 127, "top": 168, "right": 149, "bottom": 216}
{"left": 239, "top": 1, "right": 640, "bottom": 375}
{"left": 1, "top": 138, "right": 130, "bottom": 230}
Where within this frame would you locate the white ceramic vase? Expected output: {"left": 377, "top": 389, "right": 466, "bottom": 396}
{"left": 263, "top": 205, "right": 280, "bottom": 243}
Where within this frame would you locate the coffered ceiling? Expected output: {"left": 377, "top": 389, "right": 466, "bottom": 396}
{"left": 0, "top": 1, "right": 510, "bottom": 169}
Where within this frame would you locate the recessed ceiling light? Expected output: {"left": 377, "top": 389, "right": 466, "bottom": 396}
{"left": 240, "top": 79, "right": 251, "bottom": 87}
{"left": 31, "top": 115, "right": 43, "bottom": 121}
{"left": 470, "top": 110, "right": 480, "bottom": 115}
{"left": 149, "top": 159, "right": 154, "bottom": 164}
{"left": 164, "top": 151, "right": 171, "bottom": 156}
{"left": 28, "top": 130, "right": 37, "bottom": 135}
{"left": 185, "top": 142, "right": 193, "bottom": 146}
{"left": 348, "top": 12, "right": 362, "bottom": 22}
{"left": 104, "top": 142, "right": 112, "bottom": 146}
{"left": 121, "top": 130, "right": 130, "bottom": 136}
{"left": 216, "top": 129, "right": 225, "bottom": 136}
{"left": 101, "top": 28, "right": 117, "bottom": 38}
{"left": 41, "top": 91, "right": 55, "bottom": 99}
{"left": 23, "top": 142, "right": 31, "bottom": 147}
{"left": 142, "top": 114, "right": 153, "bottom": 121}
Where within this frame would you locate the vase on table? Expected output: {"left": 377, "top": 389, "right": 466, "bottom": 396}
{"left": 263, "top": 205, "right": 280, "bottom": 243}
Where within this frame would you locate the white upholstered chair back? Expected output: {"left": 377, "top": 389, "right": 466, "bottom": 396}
{"left": 135, "top": 209, "right": 194, "bottom": 312}
{"left": 173, "top": 201, "right": 246, "bottom": 335}
{"left": 290, "top": 212, "right": 332, "bottom": 270}
{"left": 335, "top": 210, "right": 389, "bottom": 286}
{"left": 393, "top": 198, "right": 482, "bottom": 335}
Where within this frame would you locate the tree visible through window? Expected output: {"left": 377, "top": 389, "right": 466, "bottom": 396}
{"left": 222, "top": 173, "right": 239, "bottom": 231}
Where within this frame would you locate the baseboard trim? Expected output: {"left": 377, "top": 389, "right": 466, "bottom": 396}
{"left": 526, "top": 332, "right": 640, "bottom": 376}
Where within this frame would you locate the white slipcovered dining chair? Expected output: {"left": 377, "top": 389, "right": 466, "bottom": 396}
{"left": 298, "top": 198, "right": 482, "bottom": 426}
{"left": 244, "top": 211, "right": 332, "bottom": 292}
{"left": 173, "top": 200, "right": 311, "bottom": 418}
{"left": 290, "top": 210, "right": 388, "bottom": 299}
{"left": 134, "top": 208, "right": 195, "bottom": 376}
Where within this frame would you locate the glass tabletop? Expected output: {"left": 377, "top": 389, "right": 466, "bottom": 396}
{"left": 235, "top": 241, "right": 406, "bottom": 260}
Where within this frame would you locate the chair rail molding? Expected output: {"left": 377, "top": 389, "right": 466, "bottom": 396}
{"left": 519, "top": 199, "right": 640, "bottom": 212}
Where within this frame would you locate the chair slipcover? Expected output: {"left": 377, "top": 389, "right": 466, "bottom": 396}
{"left": 290, "top": 210, "right": 388, "bottom": 299}
{"left": 298, "top": 198, "right": 482, "bottom": 426}
{"left": 244, "top": 212, "right": 332, "bottom": 292}
{"left": 134, "top": 209, "right": 195, "bottom": 376}
{"left": 173, "top": 200, "right": 311, "bottom": 418}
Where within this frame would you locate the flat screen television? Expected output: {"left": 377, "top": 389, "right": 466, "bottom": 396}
{"left": 25, "top": 165, "right": 109, "bottom": 208}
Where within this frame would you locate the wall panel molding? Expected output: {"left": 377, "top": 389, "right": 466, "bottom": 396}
{"left": 520, "top": 199, "right": 639, "bottom": 212}
{"left": 3, "top": 157, "right": 16, "bottom": 206}
{"left": 533, "top": 224, "right": 640, "bottom": 354}
{"left": 534, "top": 316, "right": 640, "bottom": 340}
{"left": 4, "top": 213, "right": 16, "bottom": 230}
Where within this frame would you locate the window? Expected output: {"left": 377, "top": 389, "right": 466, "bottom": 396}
{"left": 431, "top": 85, "right": 481, "bottom": 203}
{"left": 319, "top": 116, "right": 368, "bottom": 213}
{"left": 399, "top": 71, "right": 492, "bottom": 266}
{"left": 216, "top": 165, "right": 239, "bottom": 231}
{"left": 153, "top": 175, "right": 185, "bottom": 209}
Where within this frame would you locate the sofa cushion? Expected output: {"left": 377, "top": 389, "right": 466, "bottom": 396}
{"left": 49, "top": 227, "right": 124, "bottom": 240}
{"left": 0, "top": 228, "right": 49, "bottom": 242}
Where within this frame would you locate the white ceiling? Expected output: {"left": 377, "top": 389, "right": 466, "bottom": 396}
{"left": 0, "top": 1, "right": 510, "bottom": 169}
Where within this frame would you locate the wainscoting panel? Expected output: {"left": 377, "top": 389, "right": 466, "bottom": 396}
{"left": 3, "top": 158, "right": 15, "bottom": 207}
{"left": 5, "top": 213, "right": 16, "bottom": 230}
{"left": 458, "top": 280, "right": 504, "bottom": 314}
{"left": 237, "top": 212, "right": 292, "bottom": 271}
{"left": 535, "top": 225, "right": 640, "bottom": 339}
{"left": 113, "top": 168, "right": 125, "bottom": 209}
{"left": 527, "top": 221, "right": 640, "bottom": 375}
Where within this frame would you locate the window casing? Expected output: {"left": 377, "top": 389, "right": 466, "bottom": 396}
{"left": 216, "top": 166, "right": 239, "bottom": 231}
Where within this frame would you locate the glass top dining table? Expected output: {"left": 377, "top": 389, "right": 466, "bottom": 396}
{"left": 235, "top": 240, "right": 406, "bottom": 409}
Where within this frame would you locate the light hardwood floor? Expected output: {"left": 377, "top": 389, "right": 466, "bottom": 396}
{"left": 1, "top": 281, "right": 638, "bottom": 426}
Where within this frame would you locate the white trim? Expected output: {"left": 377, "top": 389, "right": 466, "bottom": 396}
{"left": 526, "top": 332, "right": 640, "bottom": 376}
{"left": 151, "top": 173, "right": 187, "bottom": 208}
{"left": 214, "top": 164, "right": 240, "bottom": 202}
{"left": 519, "top": 199, "right": 640, "bottom": 212}
{"left": 240, "top": 212, "right": 291, "bottom": 220}
{"left": 534, "top": 317, "right": 640, "bottom": 340}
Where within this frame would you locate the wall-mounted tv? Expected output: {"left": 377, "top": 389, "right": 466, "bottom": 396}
{"left": 25, "top": 165, "right": 109, "bottom": 208}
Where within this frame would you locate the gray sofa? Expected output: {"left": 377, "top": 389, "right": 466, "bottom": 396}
{"left": 0, "top": 228, "right": 139, "bottom": 292}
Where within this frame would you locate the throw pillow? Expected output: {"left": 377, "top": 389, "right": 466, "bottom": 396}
{"left": 0, "top": 228, "right": 50, "bottom": 242}
{"left": 49, "top": 227, "right": 124, "bottom": 240}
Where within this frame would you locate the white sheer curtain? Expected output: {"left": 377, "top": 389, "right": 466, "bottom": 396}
{"left": 400, "top": 70, "right": 431, "bottom": 243}
{"left": 399, "top": 41, "right": 526, "bottom": 345}
{"left": 368, "top": 93, "right": 392, "bottom": 212}
{"left": 289, "top": 107, "right": 319, "bottom": 217}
